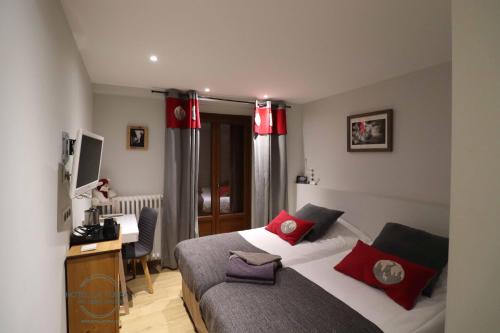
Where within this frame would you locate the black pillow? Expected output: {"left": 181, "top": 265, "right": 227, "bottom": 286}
{"left": 372, "top": 222, "right": 449, "bottom": 297}
{"left": 294, "top": 203, "right": 344, "bottom": 242}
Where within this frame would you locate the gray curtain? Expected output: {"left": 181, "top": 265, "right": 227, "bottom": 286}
{"left": 252, "top": 134, "right": 271, "bottom": 227}
{"left": 162, "top": 90, "right": 200, "bottom": 269}
{"left": 270, "top": 135, "right": 287, "bottom": 218}
{"left": 252, "top": 101, "right": 288, "bottom": 228}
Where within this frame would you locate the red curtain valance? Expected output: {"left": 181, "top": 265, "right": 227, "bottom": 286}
{"left": 272, "top": 106, "right": 287, "bottom": 135}
{"left": 166, "top": 90, "right": 201, "bottom": 129}
{"left": 254, "top": 101, "right": 287, "bottom": 135}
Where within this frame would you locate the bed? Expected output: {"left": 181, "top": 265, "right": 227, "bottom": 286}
{"left": 175, "top": 217, "right": 370, "bottom": 333}
{"left": 178, "top": 186, "right": 449, "bottom": 333}
{"left": 200, "top": 251, "right": 446, "bottom": 333}
{"left": 175, "top": 218, "right": 369, "bottom": 300}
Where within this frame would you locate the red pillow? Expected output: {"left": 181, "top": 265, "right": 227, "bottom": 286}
{"left": 334, "top": 240, "right": 436, "bottom": 310}
{"left": 265, "top": 210, "right": 314, "bottom": 245}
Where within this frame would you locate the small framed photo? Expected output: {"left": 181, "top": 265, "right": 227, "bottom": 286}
{"left": 127, "top": 125, "right": 148, "bottom": 150}
{"left": 347, "top": 109, "right": 393, "bottom": 152}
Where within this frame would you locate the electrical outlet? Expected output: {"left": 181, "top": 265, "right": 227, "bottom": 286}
{"left": 63, "top": 206, "right": 72, "bottom": 223}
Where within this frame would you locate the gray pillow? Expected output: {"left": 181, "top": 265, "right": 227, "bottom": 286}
{"left": 372, "top": 222, "right": 449, "bottom": 297}
{"left": 295, "top": 203, "right": 344, "bottom": 241}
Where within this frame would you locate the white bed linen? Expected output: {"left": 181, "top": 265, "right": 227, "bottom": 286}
{"left": 292, "top": 251, "right": 446, "bottom": 333}
{"left": 238, "top": 218, "right": 370, "bottom": 267}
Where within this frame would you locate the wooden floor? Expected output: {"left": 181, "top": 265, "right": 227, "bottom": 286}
{"left": 120, "top": 267, "right": 196, "bottom": 333}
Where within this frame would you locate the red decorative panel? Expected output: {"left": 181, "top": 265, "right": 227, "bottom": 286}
{"left": 166, "top": 96, "right": 200, "bottom": 129}
{"left": 272, "top": 106, "right": 287, "bottom": 135}
{"left": 254, "top": 101, "right": 272, "bottom": 134}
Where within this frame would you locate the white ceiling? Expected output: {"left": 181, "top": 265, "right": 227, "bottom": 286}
{"left": 61, "top": 0, "right": 450, "bottom": 104}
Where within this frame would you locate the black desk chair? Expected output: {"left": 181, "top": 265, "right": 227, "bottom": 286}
{"left": 122, "top": 207, "right": 158, "bottom": 294}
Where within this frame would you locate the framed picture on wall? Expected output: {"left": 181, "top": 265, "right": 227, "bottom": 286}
{"left": 347, "top": 109, "right": 393, "bottom": 152}
{"left": 127, "top": 125, "right": 148, "bottom": 150}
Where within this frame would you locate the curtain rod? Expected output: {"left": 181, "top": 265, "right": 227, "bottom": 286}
{"left": 151, "top": 89, "right": 291, "bottom": 108}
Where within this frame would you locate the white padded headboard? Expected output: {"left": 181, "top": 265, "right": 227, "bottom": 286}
{"left": 296, "top": 184, "right": 449, "bottom": 238}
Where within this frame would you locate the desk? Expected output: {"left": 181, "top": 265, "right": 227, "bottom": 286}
{"left": 66, "top": 215, "right": 139, "bottom": 332}
{"left": 66, "top": 232, "right": 122, "bottom": 333}
{"left": 114, "top": 214, "right": 139, "bottom": 244}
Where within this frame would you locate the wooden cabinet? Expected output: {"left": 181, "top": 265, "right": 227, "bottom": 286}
{"left": 66, "top": 234, "right": 122, "bottom": 333}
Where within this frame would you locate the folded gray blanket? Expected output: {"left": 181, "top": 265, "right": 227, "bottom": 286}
{"left": 229, "top": 250, "right": 282, "bottom": 266}
{"left": 175, "top": 232, "right": 266, "bottom": 300}
{"left": 226, "top": 255, "right": 276, "bottom": 282}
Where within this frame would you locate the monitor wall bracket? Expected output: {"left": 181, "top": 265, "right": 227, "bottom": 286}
{"left": 61, "top": 131, "right": 75, "bottom": 182}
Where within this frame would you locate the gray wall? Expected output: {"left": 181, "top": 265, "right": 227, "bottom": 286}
{"left": 302, "top": 63, "right": 451, "bottom": 206}
{"left": 446, "top": 1, "right": 500, "bottom": 331}
{"left": 0, "top": 0, "right": 93, "bottom": 332}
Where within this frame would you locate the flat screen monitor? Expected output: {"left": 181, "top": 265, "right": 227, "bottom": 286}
{"left": 69, "top": 129, "right": 104, "bottom": 198}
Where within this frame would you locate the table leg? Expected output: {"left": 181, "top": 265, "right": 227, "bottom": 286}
{"left": 119, "top": 254, "right": 130, "bottom": 315}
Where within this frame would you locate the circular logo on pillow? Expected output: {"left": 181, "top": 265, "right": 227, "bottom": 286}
{"left": 373, "top": 260, "right": 405, "bottom": 285}
{"left": 280, "top": 220, "right": 297, "bottom": 234}
{"left": 174, "top": 106, "right": 186, "bottom": 120}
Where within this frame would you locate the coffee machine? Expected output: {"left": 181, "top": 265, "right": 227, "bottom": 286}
{"left": 70, "top": 207, "right": 118, "bottom": 246}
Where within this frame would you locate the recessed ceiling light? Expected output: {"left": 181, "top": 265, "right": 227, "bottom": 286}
{"left": 204, "top": 88, "right": 210, "bottom": 92}
{"left": 263, "top": 94, "right": 269, "bottom": 99}
{"left": 149, "top": 55, "right": 158, "bottom": 62}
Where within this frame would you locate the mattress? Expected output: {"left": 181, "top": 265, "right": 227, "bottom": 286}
{"left": 291, "top": 251, "right": 447, "bottom": 333}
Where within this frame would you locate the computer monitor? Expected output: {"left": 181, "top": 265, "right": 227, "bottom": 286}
{"left": 69, "top": 129, "right": 104, "bottom": 198}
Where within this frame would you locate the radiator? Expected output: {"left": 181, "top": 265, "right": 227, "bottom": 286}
{"left": 99, "top": 194, "right": 163, "bottom": 260}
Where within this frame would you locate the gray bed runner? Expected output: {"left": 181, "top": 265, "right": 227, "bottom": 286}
{"left": 200, "top": 267, "right": 383, "bottom": 333}
{"left": 175, "top": 232, "right": 265, "bottom": 300}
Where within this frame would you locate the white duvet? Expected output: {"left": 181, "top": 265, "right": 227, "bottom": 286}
{"left": 238, "top": 218, "right": 371, "bottom": 267}
{"left": 292, "top": 251, "right": 447, "bottom": 333}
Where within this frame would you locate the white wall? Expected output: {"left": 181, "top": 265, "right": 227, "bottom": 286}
{"left": 446, "top": 1, "right": 500, "bottom": 331}
{"left": 0, "top": 1, "right": 93, "bottom": 332}
{"left": 286, "top": 104, "right": 304, "bottom": 212}
{"left": 302, "top": 63, "right": 451, "bottom": 206}
{"left": 92, "top": 85, "right": 304, "bottom": 213}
